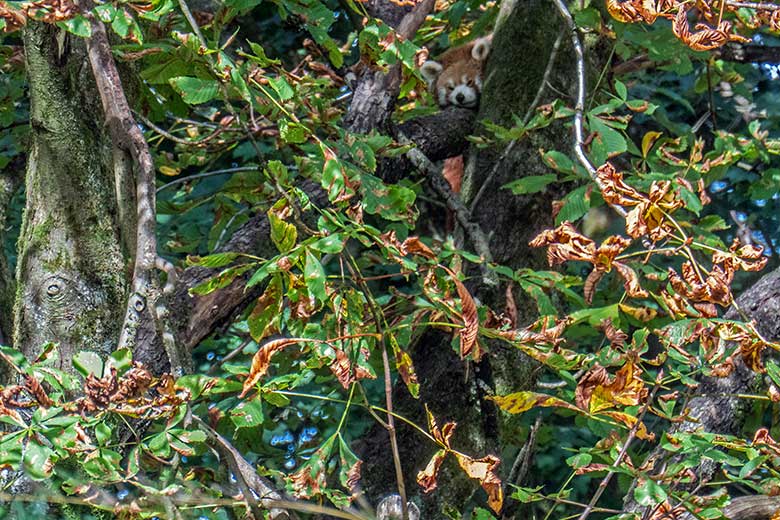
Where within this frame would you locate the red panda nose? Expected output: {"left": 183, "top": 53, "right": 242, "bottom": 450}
{"left": 455, "top": 92, "right": 465, "bottom": 103}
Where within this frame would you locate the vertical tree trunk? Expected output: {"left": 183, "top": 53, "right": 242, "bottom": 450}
{"left": 9, "top": 23, "right": 128, "bottom": 377}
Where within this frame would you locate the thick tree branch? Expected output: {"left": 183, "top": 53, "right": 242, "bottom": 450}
{"left": 81, "top": 3, "right": 182, "bottom": 370}
{"left": 344, "top": 0, "right": 434, "bottom": 134}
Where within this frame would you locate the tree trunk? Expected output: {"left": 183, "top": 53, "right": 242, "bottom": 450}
{"left": 10, "top": 23, "right": 128, "bottom": 378}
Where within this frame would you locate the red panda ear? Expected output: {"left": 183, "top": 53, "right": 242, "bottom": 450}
{"left": 471, "top": 37, "right": 491, "bottom": 61}
{"left": 420, "top": 60, "right": 443, "bottom": 84}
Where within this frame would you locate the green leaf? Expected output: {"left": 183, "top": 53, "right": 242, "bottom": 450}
{"left": 614, "top": 80, "right": 628, "bottom": 101}
{"left": 588, "top": 115, "right": 627, "bottom": 165}
{"left": 322, "top": 158, "right": 347, "bottom": 202}
{"left": 574, "top": 7, "right": 601, "bottom": 30}
{"left": 107, "top": 348, "right": 133, "bottom": 375}
{"left": 765, "top": 360, "right": 780, "bottom": 388}
{"left": 566, "top": 453, "right": 592, "bottom": 469}
{"left": 360, "top": 174, "right": 416, "bottom": 222}
{"left": 169, "top": 76, "right": 221, "bottom": 105}
{"left": 268, "top": 212, "right": 297, "bottom": 253}
{"left": 95, "top": 422, "right": 112, "bottom": 446}
{"left": 190, "top": 264, "right": 255, "bottom": 296}
{"left": 148, "top": 432, "right": 170, "bottom": 458}
{"left": 304, "top": 250, "right": 327, "bottom": 303}
{"left": 230, "top": 398, "right": 264, "bottom": 428}
{"left": 0, "top": 433, "right": 23, "bottom": 469}
{"left": 23, "top": 440, "right": 55, "bottom": 480}
{"left": 245, "top": 42, "right": 281, "bottom": 66}
{"left": 279, "top": 119, "right": 308, "bottom": 144}
{"left": 541, "top": 151, "right": 575, "bottom": 174}
{"left": 73, "top": 351, "right": 104, "bottom": 378}
{"left": 555, "top": 185, "right": 590, "bottom": 225}
{"left": 633, "top": 478, "right": 667, "bottom": 506}
{"left": 503, "top": 174, "right": 557, "bottom": 195}
{"left": 738, "top": 454, "right": 767, "bottom": 479}
{"left": 0, "top": 346, "right": 30, "bottom": 372}
{"left": 268, "top": 76, "right": 294, "bottom": 101}
{"left": 187, "top": 252, "right": 241, "bottom": 268}
{"left": 57, "top": 16, "right": 91, "bottom": 37}
{"left": 308, "top": 234, "right": 345, "bottom": 254}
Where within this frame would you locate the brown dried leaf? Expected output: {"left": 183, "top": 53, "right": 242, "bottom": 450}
{"left": 599, "top": 319, "right": 628, "bottom": 349}
{"left": 24, "top": 375, "right": 54, "bottom": 408}
{"left": 0, "top": 3, "right": 26, "bottom": 32}
{"left": 240, "top": 338, "right": 306, "bottom": 397}
{"left": 453, "top": 452, "right": 503, "bottom": 514}
{"left": 584, "top": 269, "right": 604, "bottom": 305}
{"left": 614, "top": 262, "right": 649, "bottom": 299}
{"left": 529, "top": 222, "right": 596, "bottom": 266}
{"left": 443, "top": 267, "right": 480, "bottom": 361}
{"left": 417, "top": 449, "right": 448, "bottom": 493}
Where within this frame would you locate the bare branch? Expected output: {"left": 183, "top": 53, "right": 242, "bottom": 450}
{"left": 398, "top": 132, "right": 497, "bottom": 286}
{"left": 550, "top": 0, "right": 628, "bottom": 218}
{"left": 81, "top": 2, "right": 178, "bottom": 369}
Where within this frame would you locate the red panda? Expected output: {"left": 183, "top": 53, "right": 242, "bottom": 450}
{"left": 420, "top": 35, "right": 492, "bottom": 108}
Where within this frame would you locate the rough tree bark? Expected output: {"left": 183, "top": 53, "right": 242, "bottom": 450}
{"left": 10, "top": 23, "right": 129, "bottom": 378}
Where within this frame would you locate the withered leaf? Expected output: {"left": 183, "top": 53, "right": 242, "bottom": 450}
{"left": 443, "top": 267, "right": 480, "bottom": 361}
{"left": 453, "top": 452, "right": 503, "bottom": 514}
{"left": 416, "top": 449, "right": 447, "bottom": 493}
{"left": 489, "top": 391, "right": 579, "bottom": 415}
{"left": 240, "top": 338, "right": 306, "bottom": 398}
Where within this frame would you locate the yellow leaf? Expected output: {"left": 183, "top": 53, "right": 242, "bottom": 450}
{"left": 641, "top": 131, "right": 662, "bottom": 158}
{"left": 489, "top": 391, "right": 579, "bottom": 415}
{"left": 159, "top": 165, "right": 180, "bottom": 176}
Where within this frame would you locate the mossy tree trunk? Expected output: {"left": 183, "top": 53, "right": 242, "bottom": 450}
{"left": 6, "top": 22, "right": 130, "bottom": 380}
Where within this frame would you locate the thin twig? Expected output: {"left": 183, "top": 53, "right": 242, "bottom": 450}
{"left": 576, "top": 376, "right": 661, "bottom": 520}
{"left": 506, "top": 415, "right": 542, "bottom": 487}
{"left": 469, "top": 28, "right": 565, "bottom": 214}
{"left": 551, "top": 0, "right": 628, "bottom": 219}
{"left": 726, "top": 1, "right": 780, "bottom": 9}
{"left": 208, "top": 337, "right": 253, "bottom": 375}
{"left": 156, "top": 167, "right": 259, "bottom": 194}
{"left": 344, "top": 254, "right": 409, "bottom": 520}
{"left": 134, "top": 110, "right": 230, "bottom": 147}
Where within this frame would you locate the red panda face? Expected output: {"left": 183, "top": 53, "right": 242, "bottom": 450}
{"left": 420, "top": 36, "right": 491, "bottom": 109}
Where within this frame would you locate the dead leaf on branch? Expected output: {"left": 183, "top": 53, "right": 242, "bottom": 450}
{"left": 442, "top": 267, "right": 480, "bottom": 361}
{"left": 672, "top": 7, "right": 750, "bottom": 51}
{"left": 605, "top": 1, "right": 755, "bottom": 51}
{"left": 529, "top": 222, "right": 647, "bottom": 303}
{"left": 415, "top": 410, "right": 504, "bottom": 513}
{"left": 575, "top": 359, "right": 648, "bottom": 414}
{"left": 240, "top": 338, "right": 306, "bottom": 398}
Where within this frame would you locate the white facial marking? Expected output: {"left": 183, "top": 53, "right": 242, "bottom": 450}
{"left": 438, "top": 87, "right": 449, "bottom": 107}
{"left": 475, "top": 75, "right": 482, "bottom": 90}
{"left": 449, "top": 84, "right": 477, "bottom": 107}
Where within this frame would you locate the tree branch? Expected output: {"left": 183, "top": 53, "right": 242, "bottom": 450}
{"left": 81, "top": 2, "right": 182, "bottom": 370}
